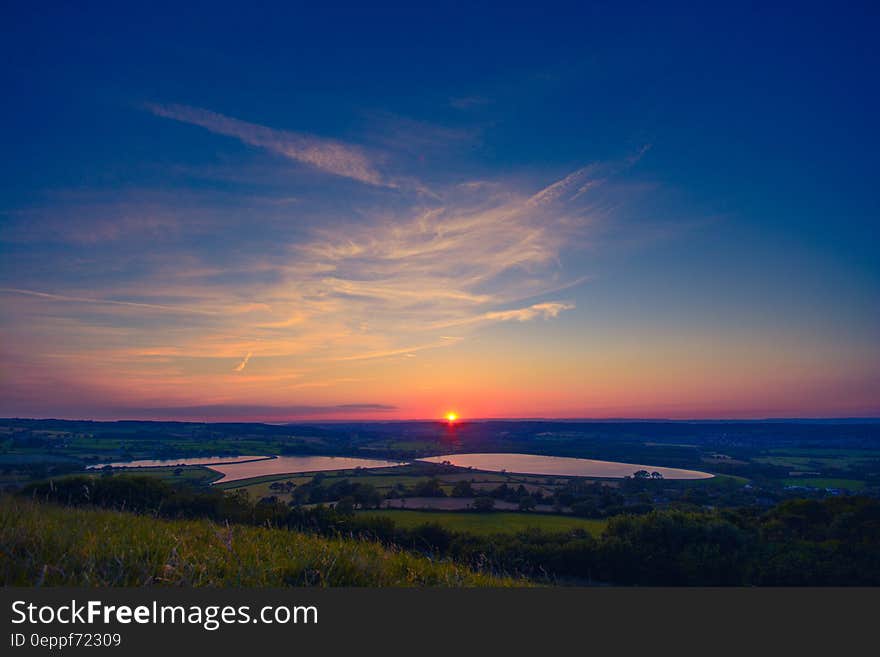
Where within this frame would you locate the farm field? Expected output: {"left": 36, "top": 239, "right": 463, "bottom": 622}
{"left": 755, "top": 449, "right": 880, "bottom": 469}
{"left": 55, "top": 466, "right": 222, "bottom": 486}
{"left": 785, "top": 477, "right": 867, "bottom": 491}
{"left": 379, "top": 496, "right": 561, "bottom": 511}
{"left": 356, "top": 509, "right": 607, "bottom": 536}
{"left": 754, "top": 448, "right": 879, "bottom": 491}
{"left": 221, "top": 465, "right": 564, "bottom": 499}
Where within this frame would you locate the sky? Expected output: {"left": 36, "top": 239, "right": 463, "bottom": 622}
{"left": 1, "top": 2, "right": 878, "bottom": 421}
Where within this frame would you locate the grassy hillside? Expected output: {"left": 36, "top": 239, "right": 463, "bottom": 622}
{"left": 0, "top": 497, "right": 520, "bottom": 587}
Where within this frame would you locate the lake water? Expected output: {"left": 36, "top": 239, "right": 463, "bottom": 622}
{"left": 89, "top": 454, "right": 407, "bottom": 484}
{"left": 207, "top": 456, "right": 407, "bottom": 484}
{"left": 419, "top": 453, "right": 713, "bottom": 480}
{"left": 87, "top": 455, "right": 270, "bottom": 469}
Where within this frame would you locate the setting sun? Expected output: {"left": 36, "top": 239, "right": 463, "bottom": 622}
{"left": 445, "top": 412, "right": 458, "bottom": 423}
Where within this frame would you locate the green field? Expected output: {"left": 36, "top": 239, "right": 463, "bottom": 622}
{"left": 215, "top": 472, "right": 319, "bottom": 491}
{"left": 97, "top": 466, "right": 223, "bottom": 485}
{"left": 50, "top": 465, "right": 223, "bottom": 487}
{"left": 0, "top": 497, "right": 521, "bottom": 587}
{"left": 214, "top": 468, "right": 437, "bottom": 493}
{"left": 785, "top": 477, "right": 867, "bottom": 491}
{"left": 220, "top": 465, "right": 557, "bottom": 499}
{"left": 757, "top": 456, "right": 848, "bottom": 468}
{"left": 756, "top": 450, "right": 880, "bottom": 471}
{"left": 766, "top": 448, "right": 880, "bottom": 457}
{"left": 690, "top": 473, "right": 750, "bottom": 487}
{"left": 357, "top": 509, "right": 607, "bottom": 536}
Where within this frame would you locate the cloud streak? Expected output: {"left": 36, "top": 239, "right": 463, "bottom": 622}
{"left": 145, "top": 102, "right": 386, "bottom": 186}
{"left": 334, "top": 337, "right": 464, "bottom": 361}
{"left": 0, "top": 288, "right": 218, "bottom": 315}
{"left": 109, "top": 403, "right": 397, "bottom": 421}
{"left": 430, "top": 302, "right": 575, "bottom": 328}
{"left": 233, "top": 352, "right": 252, "bottom": 372}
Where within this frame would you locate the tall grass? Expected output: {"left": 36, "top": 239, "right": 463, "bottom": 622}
{"left": 0, "top": 497, "right": 521, "bottom": 587}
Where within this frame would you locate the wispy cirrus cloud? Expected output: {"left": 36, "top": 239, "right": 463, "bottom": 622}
{"left": 104, "top": 403, "right": 397, "bottom": 421}
{"left": 430, "top": 302, "right": 575, "bottom": 329}
{"left": 0, "top": 287, "right": 218, "bottom": 315}
{"left": 0, "top": 128, "right": 650, "bottom": 415}
{"left": 246, "top": 165, "right": 611, "bottom": 362}
{"left": 145, "top": 102, "right": 386, "bottom": 186}
{"left": 333, "top": 337, "right": 464, "bottom": 361}
{"left": 2, "top": 166, "right": 610, "bottom": 375}
{"left": 233, "top": 352, "right": 252, "bottom": 372}
{"left": 293, "top": 165, "right": 604, "bottom": 315}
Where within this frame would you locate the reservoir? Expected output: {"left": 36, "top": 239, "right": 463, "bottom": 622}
{"left": 206, "top": 455, "right": 407, "bottom": 483}
{"left": 89, "top": 454, "right": 407, "bottom": 483}
{"left": 87, "top": 455, "right": 270, "bottom": 469}
{"left": 419, "top": 453, "right": 713, "bottom": 479}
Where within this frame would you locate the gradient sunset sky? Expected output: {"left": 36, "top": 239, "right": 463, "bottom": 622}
{"left": 1, "top": 3, "right": 878, "bottom": 421}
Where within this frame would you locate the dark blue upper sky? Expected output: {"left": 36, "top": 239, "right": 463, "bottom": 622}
{"left": 4, "top": 3, "right": 878, "bottom": 247}
{"left": 1, "top": 1, "right": 878, "bottom": 419}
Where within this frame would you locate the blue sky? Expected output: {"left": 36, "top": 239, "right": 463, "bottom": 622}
{"left": 1, "top": 2, "right": 878, "bottom": 419}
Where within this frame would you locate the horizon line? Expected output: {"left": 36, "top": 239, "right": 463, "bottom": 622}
{"left": 3, "top": 415, "right": 879, "bottom": 425}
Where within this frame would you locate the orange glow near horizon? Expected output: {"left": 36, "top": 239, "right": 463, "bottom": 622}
{"left": 445, "top": 411, "right": 458, "bottom": 423}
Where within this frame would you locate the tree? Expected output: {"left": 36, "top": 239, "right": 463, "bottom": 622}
{"left": 353, "top": 483, "right": 382, "bottom": 509}
{"left": 472, "top": 496, "right": 495, "bottom": 511}
{"left": 518, "top": 495, "right": 536, "bottom": 511}
{"left": 413, "top": 478, "right": 445, "bottom": 497}
{"left": 334, "top": 496, "right": 355, "bottom": 515}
